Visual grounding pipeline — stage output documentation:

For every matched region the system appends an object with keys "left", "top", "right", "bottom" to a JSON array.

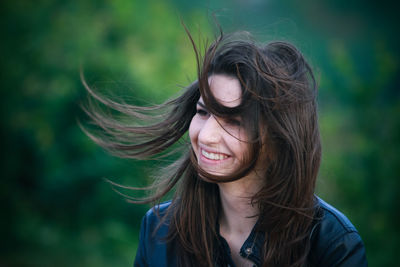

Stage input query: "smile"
[{"left": 201, "top": 149, "right": 228, "bottom": 160}]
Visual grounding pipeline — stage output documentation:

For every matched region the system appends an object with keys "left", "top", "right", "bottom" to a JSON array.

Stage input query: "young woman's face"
[{"left": 189, "top": 74, "right": 249, "bottom": 178}]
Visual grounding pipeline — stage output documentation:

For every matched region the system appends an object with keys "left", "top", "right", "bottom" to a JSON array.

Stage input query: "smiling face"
[{"left": 189, "top": 74, "right": 249, "bottom": 178}]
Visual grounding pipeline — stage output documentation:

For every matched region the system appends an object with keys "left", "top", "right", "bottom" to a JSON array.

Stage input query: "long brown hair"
[{"left": 82, "top": 29, "right": 321, "bottom": 266}]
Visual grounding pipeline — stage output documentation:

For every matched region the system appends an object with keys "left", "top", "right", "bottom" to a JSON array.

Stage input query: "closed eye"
[
  {"left": 225, "top": 118, "right": 242, "bottom": 127},
  {"left": 196, "top": 107, "right": 209, "bottom": 117}
]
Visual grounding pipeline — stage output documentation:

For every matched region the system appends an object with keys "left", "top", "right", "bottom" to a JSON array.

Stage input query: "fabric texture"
[{"left": 134, "top": 197, "right": 368, "bottom": 267}]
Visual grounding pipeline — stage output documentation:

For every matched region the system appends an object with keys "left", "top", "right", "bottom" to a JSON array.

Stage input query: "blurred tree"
[{"left": 0, "top": 0, "right": 209, "bottom": 266}]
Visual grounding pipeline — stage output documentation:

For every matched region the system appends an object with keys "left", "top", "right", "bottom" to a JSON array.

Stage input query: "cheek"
[
  {"left": 227, "top": 132, "right": 250, "bottom": 160},
  {"left": 188, "top": 117, "right": 199, "bottom": 150},
  {"left": 233, "top": 141, "right": 250, "bottom": 161}
]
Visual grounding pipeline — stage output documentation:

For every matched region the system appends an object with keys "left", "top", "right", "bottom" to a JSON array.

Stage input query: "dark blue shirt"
[{"left": 134, "top": 197, "right": 367, "bottom": 266}]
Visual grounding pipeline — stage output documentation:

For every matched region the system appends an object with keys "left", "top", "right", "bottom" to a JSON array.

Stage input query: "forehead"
[{"left": 205, "top": 74, "right": 242, "bottom": 108}]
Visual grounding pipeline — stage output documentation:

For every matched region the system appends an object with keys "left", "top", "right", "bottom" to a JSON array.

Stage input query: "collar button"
[{"left": 245, "top": 247, "right": 252, "bottom": 255}]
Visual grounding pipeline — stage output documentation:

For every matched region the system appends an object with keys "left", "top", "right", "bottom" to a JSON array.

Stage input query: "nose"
[{"left": 198, "top": 115, "right": 223, "bottom": 145}]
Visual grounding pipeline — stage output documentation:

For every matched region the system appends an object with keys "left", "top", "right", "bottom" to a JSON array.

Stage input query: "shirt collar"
[{"left": 217, "top": 220, "right": 265, "bottom": 266}]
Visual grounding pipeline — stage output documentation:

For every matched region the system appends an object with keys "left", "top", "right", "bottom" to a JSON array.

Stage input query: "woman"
[{"left": 83, "top": 31, "right": 367, "bottom": 266}]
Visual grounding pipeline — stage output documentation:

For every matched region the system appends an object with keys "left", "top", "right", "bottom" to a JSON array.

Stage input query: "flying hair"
[{"left": 82, "top": 25, "right": 321, "bottom": 266}]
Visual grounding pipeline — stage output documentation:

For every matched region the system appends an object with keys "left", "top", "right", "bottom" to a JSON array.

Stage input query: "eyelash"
[
  {"left": 196, "top": 108, "right": 242, "bottom": 126},
  {"left": 196, "top": 106, "right": 241, "bottom": 127},
  {"left": 196, "top": 108, "right": 208, "bottom": 116},
  {"left": 226, "top": 118, "right": 241, "bottom": 126}
]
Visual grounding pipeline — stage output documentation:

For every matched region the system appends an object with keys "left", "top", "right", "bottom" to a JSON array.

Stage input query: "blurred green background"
[{"left": 1, "top": 0, "right": 399, "bottom": 266}]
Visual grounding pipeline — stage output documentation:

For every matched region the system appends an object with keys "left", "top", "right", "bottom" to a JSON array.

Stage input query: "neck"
[{"left": 218, "top": 173, "right": 264, "bottom": 235}]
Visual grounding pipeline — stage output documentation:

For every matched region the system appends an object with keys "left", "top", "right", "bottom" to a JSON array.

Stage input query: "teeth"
[{"left": 201, "top": 150, "right": 228, "bottom": 160}]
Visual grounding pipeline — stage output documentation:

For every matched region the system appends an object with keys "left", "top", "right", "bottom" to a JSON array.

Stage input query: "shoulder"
[
  {"left": 315, "top": 197, "right": 358, "bottom": 235},
  {"left": 143, "top": 201, "right": 172, "bottom": 222},
  {"left": 134, "top": 201, "right": 175, "bottom": 267},
  {"left": 140, "top": 200, "right": 173, "bottom": 241},
  {"left": 308, "top": 196, "right": 367, "bottom": 266}
]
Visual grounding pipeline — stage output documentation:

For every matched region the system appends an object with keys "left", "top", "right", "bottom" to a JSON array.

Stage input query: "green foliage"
[
  {"left": 0, "top": 0, "right": 209, "bottom": 266},
  {"left": 1, "top": 0, "right": 398, "bottom": 266}
]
